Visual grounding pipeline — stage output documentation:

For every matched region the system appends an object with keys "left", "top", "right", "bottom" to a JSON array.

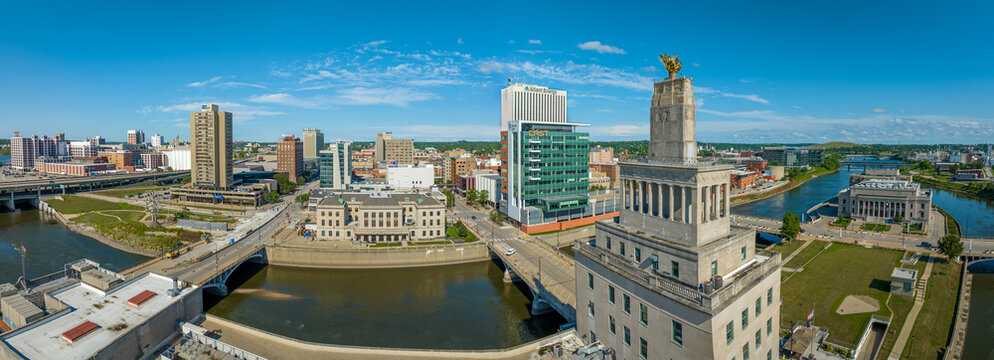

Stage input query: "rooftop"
[
  {"left": 317, "top": 192, "right": 442, "bottom": 207},
  {"left": 1, "top": 273, "right": 195, "bottom": 360},
  {"left": 852, "top": 179, "right": 919, "bottom": 190},
  {"left": 892, "top": 268, "right": 917, "bottom": 280}
]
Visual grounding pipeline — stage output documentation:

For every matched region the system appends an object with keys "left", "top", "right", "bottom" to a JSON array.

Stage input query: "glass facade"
[{"left": 319, "top": 142, "right": 351, "bottom": 189}]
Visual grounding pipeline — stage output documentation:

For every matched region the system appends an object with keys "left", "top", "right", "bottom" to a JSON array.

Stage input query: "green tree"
[
  {"left": 780, "top": 211, "right": 801, "bottom": 242},
  {"left": 441, "top": 189, "right": 454, "bottom": 208},
  {"left": 181, "top": 176, "right": 191, "bottom": 183},
  {"left": 893, "top": 212, "right": 903, "bottom": 224},
  {"left": 273, "top": 173, "right": 296, "bottom": 194},
  {"left": 297, "top": 175, "right": 306, "bottom": 184},
  {"left": 937, "top": 234, "right": 964, "bottom": 259},
  {"left": 295, "top": 193, "right": 311, "bottom": 204},
  {"left": 489, "top": 210, "right": 506, "bottom": 224},
  {"left": 478, "top": 190, "right": 489, "bottom": 206},
  {"left": 466, "top": 189, "right": 479, "bottom": 205}
]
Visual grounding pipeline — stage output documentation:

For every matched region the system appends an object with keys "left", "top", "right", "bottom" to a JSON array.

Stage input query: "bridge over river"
[{"left": 0, "top": 170, "right": 189, "bottom": 210}]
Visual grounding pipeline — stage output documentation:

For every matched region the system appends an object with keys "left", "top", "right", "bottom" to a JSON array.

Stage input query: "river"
[
  {"left": 732, "top": 169, "right": 994, "bottom": 238},
  {"left": 0, "top": 209, "right": 148, "bottom": 284},
  {"left": 205, "top": 262, "right": 565, "bottom": 350},
  {"left": 963, "top": 273, "right": 994, "bottom": 359}
]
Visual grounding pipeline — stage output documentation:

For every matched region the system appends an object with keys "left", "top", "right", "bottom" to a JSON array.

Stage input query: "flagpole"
[{"left": 20, "top": 243, "right": 26, "bottom": 284}]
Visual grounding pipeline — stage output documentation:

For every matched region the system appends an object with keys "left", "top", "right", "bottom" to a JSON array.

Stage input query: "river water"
[
  {"left": 732, "top": 169, "right": 994, "bottom": 238},
  {"left": 963, "top": 273, "right": 994, "bottom": 359},
  {"left": 205, "top": 262, "right": 565, "bottom": 350},
  {"left": 0, "top": 209, "right": 148, "bottom": 284}
]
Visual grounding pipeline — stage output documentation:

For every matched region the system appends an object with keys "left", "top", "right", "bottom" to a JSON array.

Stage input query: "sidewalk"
[{"left": 888, "top": 256, "right": 935, "bottom": 359}]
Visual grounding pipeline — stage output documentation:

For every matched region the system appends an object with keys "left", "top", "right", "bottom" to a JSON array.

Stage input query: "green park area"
[
  {"left": 768, "top": 239, "right": 806, "bottom": 260},
  {"left": 370, "top": 242, "right": 403, "bottom": 248},
  {"left": 780, "top": 242, "right": 959, "bottom": 360},
  {"left": 446, "top": 221, "right": 478, "bottom": 242},
  {"left": 860, "top": 223, "right": 891, "bottom": 232},
  {"left": 830, "top": 217, "right": 852, "bottom": 227},
  {"left": 45, "top": 195, "right": 205, "bottom": 253}
]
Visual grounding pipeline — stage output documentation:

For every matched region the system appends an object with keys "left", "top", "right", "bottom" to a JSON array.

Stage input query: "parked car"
[{"left": 920, "top": 241, "right": 933, "bottom": 248}]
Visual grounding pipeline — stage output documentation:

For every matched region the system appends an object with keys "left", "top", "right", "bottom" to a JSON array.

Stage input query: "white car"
[{"left": 505, "top": 248, "right": 516, "bottom": 256}]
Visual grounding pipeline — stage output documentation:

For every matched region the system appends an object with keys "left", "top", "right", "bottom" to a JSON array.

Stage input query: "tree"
[
  {"left": 297, "top": 175, "right": 306, "bottom": 184},
  {"left": 273, "top": 173, "right": 296, "bottom": 194},
  {"left": 893, "top": 212, "right": 903, "bottom": 224},
  {"left": 938, "top": 234, "right": 964, "bottom": 260},
  {"left": 489, "top": 210, "right": 506, "bottom": 224},
  {"left": 295, "top": 193, "right": 311, "bottom": 204},
  {"left": 478, "top": 190, "right": 489, "bottom": 206},
  {"left": 441, "top": 189, "right": 454, "bottom": 208},
  {"left": 780, "top": 211, "right": 801, "bottom": 242},
  {"left": 466, "top": 189, "right": 479, "bottom": 205}
]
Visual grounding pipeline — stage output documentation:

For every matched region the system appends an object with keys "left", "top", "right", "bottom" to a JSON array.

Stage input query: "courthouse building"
[
  {"left": 315, "top": 193, "right": 445, "bottom": 243},
  {"left": 838, "top": 179, "right": 932, "bottom": 228}
]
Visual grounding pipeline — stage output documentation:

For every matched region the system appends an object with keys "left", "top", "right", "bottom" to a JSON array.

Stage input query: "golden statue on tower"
[{"left": 659, "top": 54, "right": 682, "bottom": 77}]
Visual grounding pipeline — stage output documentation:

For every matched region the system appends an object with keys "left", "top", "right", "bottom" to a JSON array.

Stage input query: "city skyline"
[{"left": 1, "top": 1, "right": 992, "bottom": 144}]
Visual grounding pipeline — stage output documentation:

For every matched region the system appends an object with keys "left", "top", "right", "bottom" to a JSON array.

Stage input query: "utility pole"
[{"left": 142, "top": 189, "right": 162, "bottom": 225}]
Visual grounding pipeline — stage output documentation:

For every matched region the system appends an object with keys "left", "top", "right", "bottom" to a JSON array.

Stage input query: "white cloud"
[
  {"left": 219, "top": 81, "right": 267, "bottom": 89},
  {"left": 694, "top": 86, "right": 769, "bottom": 104},
  {"left": 394, "top": 124, "right": 494, "bottom": 140},
  {"left": 249, "top": 93, "right": 324, "bottom": 108},
  {"left": 457, "top": 38, "right": 464, "bottom": 44},
  {"left": 335, "top": 87, "right": 437, "bottom": 106},
  {"left": 477, "top": 61, "right": 505, "bottom": 74},
  {"left": 150, "top": 101, "right": 284, "bottom": 121},
  {"left": 508, "top": 40, "right": 515, "bottom": 44},
  {"left": 871, "top": 108, "right": 886, "bottom": 113},
  {"left": 186, "top": 76, "right": 223, "bottom": 87},
  {"left": 528, "top": 39, "right": 542, "bottom": 45},
  {"left": 477, "top": 60, "right": 650, "bottom": 90},
  {"left": 576, "top": 41, "right": 626, "bottom": 54}
]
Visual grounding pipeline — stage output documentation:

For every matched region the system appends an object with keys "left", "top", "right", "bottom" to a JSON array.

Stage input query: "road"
[{"left": 0, "top": 170, "right": 188, "bottom": 192}]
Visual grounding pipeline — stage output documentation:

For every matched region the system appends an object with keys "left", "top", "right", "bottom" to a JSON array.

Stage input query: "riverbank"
[
  {"left": 914, "top": 175, "right": 994, "bottom": 202},
  {"left": 199, "top": 314, "right": 578, "bottom": 360},
  {"left": 732, "top": 169, "right": 840, "bottom": 206},
  {"left": 40, "top": 201, "right": 160, "bottom": 257},
  {"left": 265, "top": 241, "right": 490, "bottom": 268}
]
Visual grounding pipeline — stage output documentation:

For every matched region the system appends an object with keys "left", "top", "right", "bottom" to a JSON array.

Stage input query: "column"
[
  {"left": 657, "top": 182, "right": 664, "bottom": 219},
  {"left": 680, "top": 186, "right": 687, "bottom": 223},
  {"left": 694, "top": 186, "right": 711, "bottom": 223},
  {"left": 627, "top": 180, "right": 634, "bottom": 211},
  {"left": 668, "top": 184, "right": 674, "bottom": 221},
  {"left": 690, "top": 186, "right": 698, "bottom": 224},
  {"left": 711, "top": 185, "right": 718, "bottom": 220},
  {"left": 724, "top": 183, "right": 730, "bottom": 218},
  {"left": 634, "top": 180, "right": 641, "bottom": 212},
  {"left": 647, "top": 182, "right": 655, "bottom": 216}
]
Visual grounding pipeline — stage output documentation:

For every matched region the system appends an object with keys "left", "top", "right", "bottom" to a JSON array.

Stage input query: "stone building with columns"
[
  {"left": 838, "top": 179, "right": 932, "bottom": 228},
  {"left": 574, "top": 57, "right": 782, "bottom": 360}
]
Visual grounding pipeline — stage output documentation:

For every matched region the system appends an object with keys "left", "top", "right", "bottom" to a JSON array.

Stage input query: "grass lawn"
[
  {"left": 370, "top": 242, "right": 403, "bottom": 247},
  {"left": 159, "top": 209, "right": 238, "bottom": 224},
  {"left": 901, "top": 259, "right": 962, "bottom": 359},
  {"left": 784, "top": 240, "right": 826, "bottom": 269},
  {"left": 782, "top": 244, "right": 908, "bottom": 344},
  {"left": 770, "top": 239, "right": 807, "bottom": 260},
  {"left": 875, "top": 295, "right": 915, "bottom": 360},
  {"left": 46, "top": 195, "right": 140, "bottom": 214},
  {"left": 934, "top": 206, "right": 960, "bottom": 237},
  {"left": 861, "top": 223, "right": 892, "bottom": 232},
  {"left": 830, "top": 217, "right": 852, "bottom": 227},
  {"left": 92, "top": 185, "right": 167, "bottom": 199},
  {"left": 74, "top": 210, "right": 146, "bottom": 226}
]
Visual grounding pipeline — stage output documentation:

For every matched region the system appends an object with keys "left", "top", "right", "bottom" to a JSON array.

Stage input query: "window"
[
  {"left": 756, "top": 329, "right": 762, "bottom": 348},
  {"left": 624, "top": 326, "right": 631, "bottom": 346},
  {"left": 635, "top": 247, "right": 641, "bottom": 262},
  {"left": 590, "top": 331, "right": 596, "bottom": 342},
  {"left": 651, "top": 256, "right": 658, "bottom": 271},
  {"left": 639, "top": 303, "right": 648, "bottom": 325},
  {"left": 766, "top": 318, "right": 772, "bottom": 336},
  {"left": 756, "top": 297, "right": 762, "bottom": 317},
  {"left": 711, "top": 260, "right": 718, "bottom": 277},
  {"left": 588, "top": 273, "right": 594, "bottom": 290},
  {"left": 742, "top": 308, "right": 749, "bottom": 330},
  {"left": 608, "top": 286, "right": 615, "bottom": 304},
  {"left": 620, "top": 242, "right": 626, "bottom": 256},
  {"left": 767, "top": 349, "right": 772, "bottom": 360},
  {"left": 623, "top": 294, "right": 631, "bottom": 314},
  {"left": 741, "top": 245, "right": 747, "bottom": 260},
  {"left": 672, "top": 320, "right": 683, "bottom": 346},
  {"left": 609, "top": 316, "right": 616, "bottom": 334},
  {"left": 767, "top": 288, "right": 773, "bottom": 306},
  {"left": 671, "top": 261, "right": 680, "bottom": 278},
  {"left": 607, "top": 237, "right": 612, "bottom": 250},
  {"left": 726, "top": 321, "right": 734, "bottom": 344},
  {"left": 588, "top": 301, "right": 595, "bottom": 317},
  {"left": 743, "top": 343, "right": 750, "bottom": 360},
  {"left": 639, "top": 337, "right": 648, "bottom": 358}
]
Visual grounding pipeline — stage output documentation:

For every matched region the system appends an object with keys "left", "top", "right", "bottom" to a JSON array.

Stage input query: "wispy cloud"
[
  {"left": 871, "top": 108, "right": 886, "bottom": 113},
  {"left": 576, "top": 41, "right": 626, "bottom": 54},
  {"left": 695, "top": 86, "right": 769, "bottom": 104},
  {"left": 335, "top": 87, "right": 437, "bottom": 106},
  {"left": 528, "top": 39, "right": 542, "bottom": 45},
  {"left": 219, "top": 81, "right": 267, "bottom": 89},
  {"left": 186, "top": 76, "right": 223, "bottom": 87},
  {"left": 249, "top": 93, "right": 324, "bottom": 108},
  {"left": 149, "top": 101, "right": 284, "bottom": 121}
]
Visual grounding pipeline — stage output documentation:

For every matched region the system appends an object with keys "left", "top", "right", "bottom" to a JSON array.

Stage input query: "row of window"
[{"left": 598, "top": 236, "right": 748, "bottom": 280}]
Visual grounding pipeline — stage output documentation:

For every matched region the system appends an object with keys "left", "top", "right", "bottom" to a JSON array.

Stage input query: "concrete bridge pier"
[
  {"left": 530, "top": 294, "right": 555, "bottom": 316},
  {"left": 2, "top": 195, "right": 13, "bottom": 211}
]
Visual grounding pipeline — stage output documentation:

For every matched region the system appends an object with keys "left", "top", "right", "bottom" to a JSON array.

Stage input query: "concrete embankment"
[
  {"left": 200, "top": 314, "right": 575, "bottom": 360},
  {"left": 39, "top": 200, "right": 159, "bottom": 257},
  {"left": 265, "top": 242, "right": 491, "bottom": 268}
]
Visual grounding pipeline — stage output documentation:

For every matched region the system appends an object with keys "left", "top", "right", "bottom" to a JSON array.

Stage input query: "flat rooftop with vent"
[{"left": 0, "top": 270, "right": 202, "bottom": 360}]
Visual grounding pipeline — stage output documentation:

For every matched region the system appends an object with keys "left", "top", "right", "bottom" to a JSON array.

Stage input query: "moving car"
[{"left": 505, "top": 248, "right": 516, "bottom": 256}]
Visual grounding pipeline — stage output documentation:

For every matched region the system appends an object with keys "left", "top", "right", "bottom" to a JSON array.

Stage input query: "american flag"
[{"left": 807, "top": 308, "right": 815, "bottom": 321}]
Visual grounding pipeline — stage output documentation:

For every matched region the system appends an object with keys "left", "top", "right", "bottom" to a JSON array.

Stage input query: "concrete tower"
[{"left": 649, "top": 74, "right": 696, "bottom": 163}]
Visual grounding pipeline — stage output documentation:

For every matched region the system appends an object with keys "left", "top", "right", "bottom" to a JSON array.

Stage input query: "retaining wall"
[{"left": 265, "top": 242, "right": 491, "bottom": 268}]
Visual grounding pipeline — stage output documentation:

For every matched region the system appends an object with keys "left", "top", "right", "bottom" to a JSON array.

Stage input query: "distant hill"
[{"left": 810, "top": 142, "right": 867, "bottom": 149}]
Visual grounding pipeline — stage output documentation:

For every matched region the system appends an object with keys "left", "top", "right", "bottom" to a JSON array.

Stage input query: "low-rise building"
[
  {"left": 169, "top": 184, "right": 264, "bottom": 208},
  {"left": 848, "top": 168, "right": 912, "bottom": 186},
  {"left": 838, "top": 179, "right": 932, "bottom": 227},
  {"left": 891, "top": 268, "right": 917, "bottom": 298},
  {"left": 475, "top": 173, "right": 502, "bottom": 206},
  {"left": 386, "top": 164, "right": 434, "bottom": 190},
  {"left": 760, "top": 146, "right": 824, "bottom": 168},
  {"left": 315, "top": 193, "right": 445, "bottom": 243},
  {"left": 730, "top": 169, "right": 758, "bottom": 189},
  {"left": 589, "top": 162, "right": 621, "bottom": 189}
]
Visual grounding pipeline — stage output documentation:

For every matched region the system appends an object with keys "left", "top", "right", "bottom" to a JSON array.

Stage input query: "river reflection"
[{"left": 205, "top": 261, "right": 565, "bottom": 350}]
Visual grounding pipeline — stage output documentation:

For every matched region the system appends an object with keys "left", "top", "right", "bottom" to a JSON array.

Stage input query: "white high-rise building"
[
  {"left": 161, "top": 148, "right": 191, "bottom": 171},
  {"left": 150, "top": 134, "right": 164, "bottom": 148},
  {"left": 499, "top": 83, "right": 567, "bottom": 131}
]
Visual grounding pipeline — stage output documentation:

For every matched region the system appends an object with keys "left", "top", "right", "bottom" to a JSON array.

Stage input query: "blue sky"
[{"left": 1, "top": 1, "right": 992, "bottom": 144}]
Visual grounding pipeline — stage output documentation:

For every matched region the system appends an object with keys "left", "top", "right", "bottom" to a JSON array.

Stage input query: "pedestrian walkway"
[
  {"left": 780, "top": 240, "right": 813, "bottom": 264},
  {"left": 888, "top": 256, "right": 935, "bottom": 359}
]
